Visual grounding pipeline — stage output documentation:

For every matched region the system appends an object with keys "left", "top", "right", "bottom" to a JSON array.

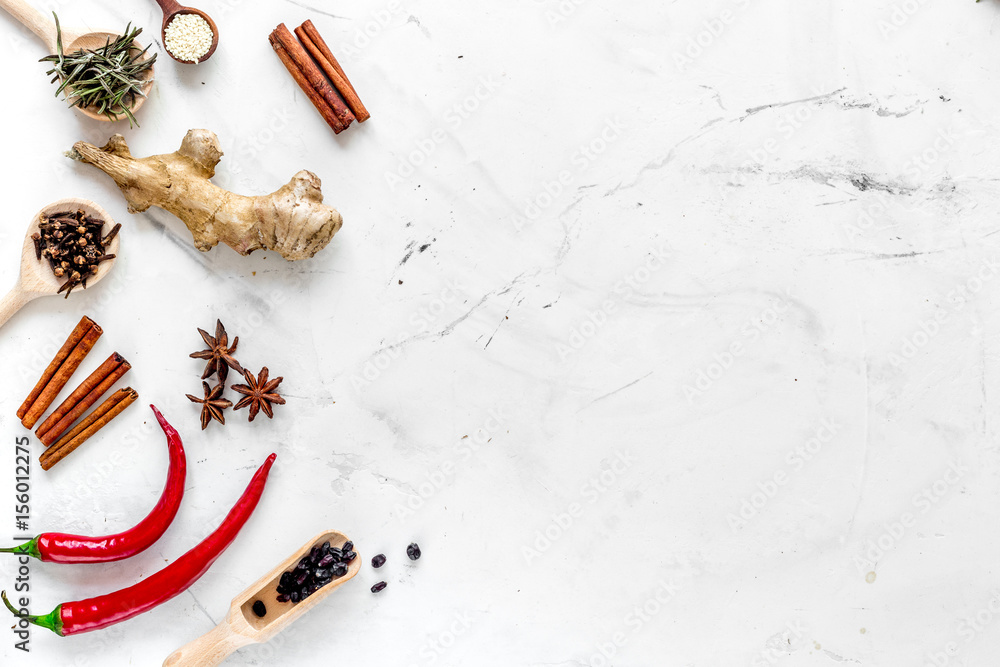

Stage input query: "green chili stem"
[
  {"left": 0, "top": 537, "right": 41, "bottom": 560},
  {"left": 0, "top": 591, "right": 63, "bottom": 636}
]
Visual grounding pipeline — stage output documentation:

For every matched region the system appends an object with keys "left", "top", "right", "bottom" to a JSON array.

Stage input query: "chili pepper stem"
[
  {"left": 0, "top": 537, "right": 41, "bottom": 560},
  {"left": 1, "top": 591, "right": 63, "bottom": 636}
]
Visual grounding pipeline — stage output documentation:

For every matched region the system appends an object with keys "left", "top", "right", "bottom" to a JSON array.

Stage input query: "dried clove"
[{"left": 36, "top": 212, "right": 118, "bottom": 298}]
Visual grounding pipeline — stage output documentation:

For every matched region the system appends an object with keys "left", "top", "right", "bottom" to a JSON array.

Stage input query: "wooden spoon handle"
[
  {"left": 162, "top": 621, "right": 255, "bottom": 667},
  {"left": 0, "top": 284, "right": 35, "bottom": 330},
  {"left": 153, "top": 0, "right": 185, "bottom": 17},
  {"left": 0, "top": 0, "right": 57, "bottom": 51}
]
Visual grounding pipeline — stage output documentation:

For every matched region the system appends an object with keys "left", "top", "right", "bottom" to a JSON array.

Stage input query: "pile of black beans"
[{"left": 277, "top": 540, "right": 356, "bottom": 604}]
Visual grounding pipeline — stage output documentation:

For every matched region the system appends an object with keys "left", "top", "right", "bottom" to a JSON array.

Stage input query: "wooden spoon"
[
  {"left": 0, "top": 198, "right": 120, "bottom": 330},
  {"left": 0, "top": 0, "right": 154, "bottom": 122},
  {"left": 153, "top": 0, "right": 219, "bottom": 64},
  {"left": 163, "top": 530, "right": 360, "bottom": 667}
]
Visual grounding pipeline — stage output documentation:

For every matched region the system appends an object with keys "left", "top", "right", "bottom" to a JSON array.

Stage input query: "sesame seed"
[{"left": 164, "top": 14, "right": 214, "bottom": 63}]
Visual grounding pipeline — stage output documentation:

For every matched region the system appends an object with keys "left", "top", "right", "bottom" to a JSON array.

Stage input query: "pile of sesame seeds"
[{"left": 164, "top": 14, "right": 214, "bottom": 63}]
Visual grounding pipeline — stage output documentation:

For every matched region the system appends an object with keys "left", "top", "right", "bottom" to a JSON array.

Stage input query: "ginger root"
[{"left": 69, "top": 129, "right": 343, "bottom": 261}]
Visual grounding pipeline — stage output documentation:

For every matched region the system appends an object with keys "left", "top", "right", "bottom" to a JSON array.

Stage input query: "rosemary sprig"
[{"left": 39, "top": 13, "right": 156, "bottom": 127}]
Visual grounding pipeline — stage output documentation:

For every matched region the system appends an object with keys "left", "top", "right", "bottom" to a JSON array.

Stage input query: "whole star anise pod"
[
  {"left": 232, "top": 367, "right": 285, "bottom": 422},
  {"left": 186, "top": 381, "right": 233, "bottom": 430},
  {"left": 190, "top": 320, "right": 243, "bottom": 382}
]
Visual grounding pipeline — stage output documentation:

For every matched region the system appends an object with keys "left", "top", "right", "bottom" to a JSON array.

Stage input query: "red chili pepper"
[
  {"left": 0, "top": 406, "right": 185, "bottom": 563},
  {"left": 2, "top": 452, "right": 276, "bottom": 636}
]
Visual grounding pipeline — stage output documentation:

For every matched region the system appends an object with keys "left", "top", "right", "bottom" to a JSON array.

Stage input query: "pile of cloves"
[{"left": 32, "top": 210, "right": 119, "bottom": 298}]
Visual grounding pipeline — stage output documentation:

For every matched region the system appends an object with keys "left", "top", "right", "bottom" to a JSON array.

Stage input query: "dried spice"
[
  {"left": 40, "top": 14, "right": 155, "bottom": 126},
  {"left": 33, "top": 210, "right": 118, "bottom": 298},
  {"left": 232, "top": 368, "right": 285, "bottom": 422},
  {"left": 185, "top": 381, "right": 232, "bottom": 430},
  {"left": 190, "top": 320, "right": 243, "bottom": 382}
]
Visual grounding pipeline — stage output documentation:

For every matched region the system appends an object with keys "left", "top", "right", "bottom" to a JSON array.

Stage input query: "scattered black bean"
[
  {"left": 372, "top": 554, "right": 386, "bottom": 568},
  {"left": 371, "top": 581, "right": 387, "bottom": 593},
  {"left": 252, "top": 600, "right": 267, "bottom": 618},
  {"left": 407, "top": 543, "right": 422, "bottom": 560},
  {"left": 277, "top": 540, "right": 356, "bottom": 605}
]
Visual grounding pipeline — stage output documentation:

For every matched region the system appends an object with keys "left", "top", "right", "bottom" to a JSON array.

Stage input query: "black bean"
[
  {"left": 280, "top": 572, "right": 294, "bottom": 586},
  {"left": 276, "top": 594, "right": 289, "bottom": 603},
  {"left": 295, "top": 572, "right": 308, "bottom": 586},
  {"left": 309, "top": 547, "right": 322, "bottom": 563},
  {"left": 343, "top": 551, "right": 357, "bottom": 562},
  {"left": 372, "top": 554, "right": 386, "bottom": 568},
  {"left": 330, "top": 547, "right": 343, "bottom": 558},
  {"left": 290, "top": 591, "right": 300, "bottom": 603},
  {"left": 318, "top": 554, "right": 335, "bottom": 568},
  {"left": 276, "top": 585, "right": 287, "bottom": 595},
  {"left": 333, "top": 564, "right": 348, "bottom": 577},
  {"left": 407, "top": 543, "right": 421, "bottom": 560},
  {"left": 295, "top": 560, "right": 308, "bottom": 572},
  {"left": 315, "top": 568, "right": 330, "bottom": 579},
  {"left": 343, "top": 541, "right": 354, "bottom": 552},
  {"left": 252, "top": 600, "right": 267, "bottom": 618},
  {"left": 321, "top": 541, "right": 331, "bottom": 553},
  {"left": 371, "top": 581, "right": 387, "bottom": 593}
]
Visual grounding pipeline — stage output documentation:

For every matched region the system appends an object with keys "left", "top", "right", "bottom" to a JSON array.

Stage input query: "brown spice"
[
  {"left": 232, "top": 367, "right": 285, "bottom": 422},
  {"left": 190, "top": 320, "right": 243, "bottom": 382},
  {"left": 41, "top": 388, "right": 138, "bottom": 470},
  {"left": 186, "top": 381, "right": 232, "bottom": 430},
  {"left": 18, "top": 316, "right": 101, "bottom": 426}
]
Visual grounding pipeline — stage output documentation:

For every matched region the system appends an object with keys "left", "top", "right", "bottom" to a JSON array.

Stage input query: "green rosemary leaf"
[{"left": 43, "top": 12, "right": 154, "bottom": 126}]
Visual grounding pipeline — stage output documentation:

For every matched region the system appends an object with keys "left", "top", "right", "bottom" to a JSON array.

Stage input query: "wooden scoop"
[
  {"left": 153, "top": 0, "right": 219, "bottom": 64},
  {"left": 0, "top": 198, "right": 120, "bottom": 330},
  {"left": 163, "top": 530, "right": 360, "bottom": 667},
  {"left": 0, "top": 0, "right": 154, "bottom": 121}
]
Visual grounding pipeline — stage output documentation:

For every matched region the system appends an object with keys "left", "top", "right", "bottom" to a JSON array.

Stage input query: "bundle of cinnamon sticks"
[
  {"left": 269, "top": 21, "right": 369, "bottom": 134},
  {"left": 17, "top": 317, "right": 137, "bottom": 470}
]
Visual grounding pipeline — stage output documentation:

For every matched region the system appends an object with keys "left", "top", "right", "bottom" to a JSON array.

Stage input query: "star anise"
[
  {"left": 232, "top": 367, "right": 285, "bottom": 422},
  {"left": 186, "top": 381, "right": 233, "bottom": 430},
  {"left": 190, "top": 320, "right": 243, "bottom": 382}
]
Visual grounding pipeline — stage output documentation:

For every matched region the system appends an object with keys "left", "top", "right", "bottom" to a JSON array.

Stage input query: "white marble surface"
[{"left": 2, "top": 0, "right": 1000, "bottom": 665}]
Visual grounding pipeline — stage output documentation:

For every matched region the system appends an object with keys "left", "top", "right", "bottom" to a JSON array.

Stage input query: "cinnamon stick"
[
  {"left": 296, "top": 21, "right": 370, "bottom": 122},
  {"left": 269, "top": 23, "right": 354, "bottom": 133},
  {"left": 20, "top": 318, "right": 102, "bottom": 429},
  {"left": 40, "top": 388, "right": 137, "bottom": 471},
  {"left": 35, "top": 352, "right": 129, "bottom": 444}
]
